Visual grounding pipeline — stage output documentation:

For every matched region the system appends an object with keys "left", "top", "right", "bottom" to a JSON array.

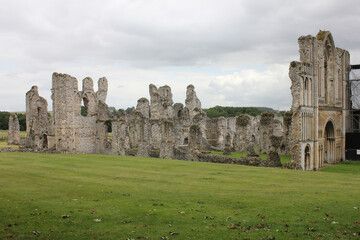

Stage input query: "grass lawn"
[
  {"left": 0, "top": 130, "right": 27, "bottom": 142},
  {"left": 0, "top": 153, "right": 359, "bottom": 239}
]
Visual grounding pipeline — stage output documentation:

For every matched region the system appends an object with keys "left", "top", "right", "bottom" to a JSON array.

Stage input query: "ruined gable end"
[{"left": 289, "top": 31, "right": 350, "bottom": 170}]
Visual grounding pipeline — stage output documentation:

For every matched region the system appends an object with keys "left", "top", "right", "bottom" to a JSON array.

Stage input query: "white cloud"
[{"left": 206, "top": 64, "right": 291, "bottom": 110}]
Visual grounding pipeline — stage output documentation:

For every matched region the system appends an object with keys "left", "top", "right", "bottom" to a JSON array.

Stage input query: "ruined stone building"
[
  {"left": 24, "top": 71, "right": 290, "bottom": 160},
  {"left": 20, "top": 30, "right": 353, "bottom": 170},
  {"left": 289, "top": 31, "right": 350, "bottom": 170},
  {"left": 205, "top": 112, "right": 291, "bottom": 156},
  {"left": 25, "top": 73, "right": 207, "bottom": 160}
]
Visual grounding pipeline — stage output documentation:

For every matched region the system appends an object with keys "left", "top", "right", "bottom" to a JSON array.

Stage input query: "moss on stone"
[
  {"left": 284, "top": 111, "right": 293, "bottom": 127},
  {"left": 193, "top": 112, "right": 205, "bottom": 123},
  {"left": 290, "top": 61, "right": 297, "bottom": 68},
  {"left": 270, "top": 135, "right": 283, "bottom": 149},
  {"left": 260, "top": 112, "right": 274, "bottom": 126},
  {"left": 190, "top": 125, "right": 201, "bottom": 134},
  {"left": 316, "top": 31, "right": 327, "bottom": 41},
  {"left": 236, "top": 115, "right": 250, "bottom": 127}
]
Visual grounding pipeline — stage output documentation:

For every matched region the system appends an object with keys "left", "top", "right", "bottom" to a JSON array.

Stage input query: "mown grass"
[
  {"left": 0, "top": 131, "right": 26, "bottom": 150},
  {"left": 321, "top": 160, "right": 360, "bottom": 174},
  {"left": 0, "top": 130, "right": 27, "bottom": 141},
  {"left": 0, "top": 152, "right": 359, "bottom": 239}
]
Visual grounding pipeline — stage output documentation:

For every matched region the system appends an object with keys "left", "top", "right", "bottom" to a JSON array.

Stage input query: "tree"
[
  {"left": 203, "top": 106, "right": 267, "bottom": 118},
  {"left": 0, "top": 112, "right": 10, "bottom": 130},
  {"left": 81, "top": 106, "right": 87, "bottom": 116},
  {"left": 125, "top": 107, "right": 135, "bottom": 114},
  {"left": 0, "top": 112, "right": 26, "bottom": 131}
]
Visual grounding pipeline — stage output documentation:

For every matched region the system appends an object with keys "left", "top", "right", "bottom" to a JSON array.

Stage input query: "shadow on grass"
[
  {"left": 208, "top": 150, "right": 291, "bottom": 164},
  {"left": 321, "top": 161, "right": 360, "bottom": 174}
]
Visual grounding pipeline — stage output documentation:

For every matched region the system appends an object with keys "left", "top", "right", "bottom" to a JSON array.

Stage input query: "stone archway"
[
  {"left": 324, "top": 121, "right": 335, "bottom": 163},
  {"left": 42, "top": 134, "right": 48, "bottom": 149}
]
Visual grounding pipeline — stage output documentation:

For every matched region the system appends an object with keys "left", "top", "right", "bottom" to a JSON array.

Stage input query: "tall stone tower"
[{"left": 51, "top": 73, "right": 79, "bottom": 152}]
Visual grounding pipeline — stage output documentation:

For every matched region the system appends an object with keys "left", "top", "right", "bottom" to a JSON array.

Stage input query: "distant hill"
[{"left": 203, "top": 106, "right": 278, "bottom": 118}]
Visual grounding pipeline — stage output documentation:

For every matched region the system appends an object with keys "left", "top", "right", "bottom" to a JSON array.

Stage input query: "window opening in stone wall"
[
  {"left": 304, "top": 145, "right": 310, "bottom": 170},
  {"left": 324, "top": 121, "right": 335, "bottom": 163},
  {"left": 324, "top": 52, "right": 329, "bottom": 104},
  {"left": 308, "top": 78, "right": 312, "bottom": 105},
  {"left": 105, "top": 121, "right": 112, "bottom": 141},
  {"left": 184, "top": 137, "right": 188, "bottom": 145},
  {"left": 304, "top": 77, "right": 308, "bottom": 105},
  {"left": 81, "top": 98, "right": 88, "bottom": 116},
  {"left": 42, "top": 134, "right": 48, "bottom": 149}
]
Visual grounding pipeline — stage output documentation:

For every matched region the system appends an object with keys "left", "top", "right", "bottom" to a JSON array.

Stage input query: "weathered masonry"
[
  {"left": 289, "top": 31, "right": 350, "bottom": 170},
  {"left": 24, "top": 73, "right": 290, "bottom": 161},
  {"left": 8, "top": 114, "right": 20, "bottom": 145},
  {"left": 25, "top": 73, "right": 208, "bottom": 160},
  {"left": 19, "top": 30, "right": 353, "bottom": 170}
]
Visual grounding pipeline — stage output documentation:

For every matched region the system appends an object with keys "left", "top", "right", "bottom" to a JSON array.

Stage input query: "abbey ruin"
[
  {"left": 289, "top": 31, "right": 351, "bottom": 170},
  {"left": 14, "top": 31, "right": 355, "bottom": 170}
]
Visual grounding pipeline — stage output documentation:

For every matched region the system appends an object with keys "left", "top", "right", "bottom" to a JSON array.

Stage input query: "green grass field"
[
  {"left": 0, "top": 152, "right": 359, "bottom": 239},
  {"left": 0, "top": 130, "right": 27, "bottom": 142}
]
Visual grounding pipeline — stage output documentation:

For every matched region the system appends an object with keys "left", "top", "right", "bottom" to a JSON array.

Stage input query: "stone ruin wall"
[
  {"left": 22, "top": 72, "right": 292, "bottom": 160},
  {"left": 50, "top": 73, "right": 110, "bottom": 154},
  {"left": 25, "top": 86, "right": 54, "bottom": 149},
  {"left": 205, "top": 112, "right": 291, "bottom": 156},
  {"left": 24, "top": 73, "right": 210, "bottom": 161}
]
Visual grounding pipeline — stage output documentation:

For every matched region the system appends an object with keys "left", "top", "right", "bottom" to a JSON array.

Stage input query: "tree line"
[
  {"left": 203, "top": 106, "right": 281, "bottom": 118},
  {"left": 0, "top": 112, "right": 26, "bottom": 131}
]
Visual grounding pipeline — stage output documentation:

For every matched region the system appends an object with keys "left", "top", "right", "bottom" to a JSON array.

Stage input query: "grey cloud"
[{"left": 1, "top": 0, "right": 360, "bottom": 110}]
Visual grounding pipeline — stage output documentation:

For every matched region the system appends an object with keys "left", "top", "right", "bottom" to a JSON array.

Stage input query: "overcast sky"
[{"left": 1, "top": 0, "right": 360, "bottom": 111}]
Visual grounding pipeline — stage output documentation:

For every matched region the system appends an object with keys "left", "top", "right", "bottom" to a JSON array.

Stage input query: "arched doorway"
[
  {"left": 304, "top": 146, "right": 310, "bottom": 170},
  {"left": 324, "top": 121, "right": 335, "bottom": 163},
  {"left": 41, "top": 134, "right": 48, "bottom": 149}
]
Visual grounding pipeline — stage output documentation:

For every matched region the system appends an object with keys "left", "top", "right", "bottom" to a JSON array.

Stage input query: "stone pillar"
[
  {"left": 25, "top": 85, "right": 49, "bottom": 148},
  {"left": 189, "top": 124, "right": 202, "bottom": 150},
  {"left": 8, "top": 114, "right": 20, "bottom": 145},
  {"left": 136, "top": 98, "right": 150, "bottom": 119},
  {"left": 52, "top": 72, "right": 78, "bottom": 153},
  {"left": 149, "top": 84, "right": 174, "bottom": 120},
  {"left": 160, "top": 120, "right": 174, "bottom": 159},
  {"left": 96, "top": 77, "right": 108, "bottom": 103},
  {"left": 185, "top": 84, "right": 202, "bottom": 118}
]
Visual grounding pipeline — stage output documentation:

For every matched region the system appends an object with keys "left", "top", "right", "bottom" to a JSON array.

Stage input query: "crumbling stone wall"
[
  {"left": 51, "top": 73, "right": 109, "bottom": 153},
  {"left": 120, "top": 83, "right": 205, "bottom": 159},
  {"left": 111, "top": 110, "right": 130, "bottom": 155},
  {"left": 233, "top": 115, "right": 257, "bottom": 153},
  {"left": 258, "top": 112, "right": 275, "bottom": 154},
  {"left": 24, "top": 71, "right": 292, "bottom": 165},
  {"left": 205, "top": 113, "right": 290, "bottom": 156},
  {"left": 8, "top": 114, "right": 20, "bottom": 145},
  {"left": 26, "top": 85, "right": 53, "bottom": 149}
]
